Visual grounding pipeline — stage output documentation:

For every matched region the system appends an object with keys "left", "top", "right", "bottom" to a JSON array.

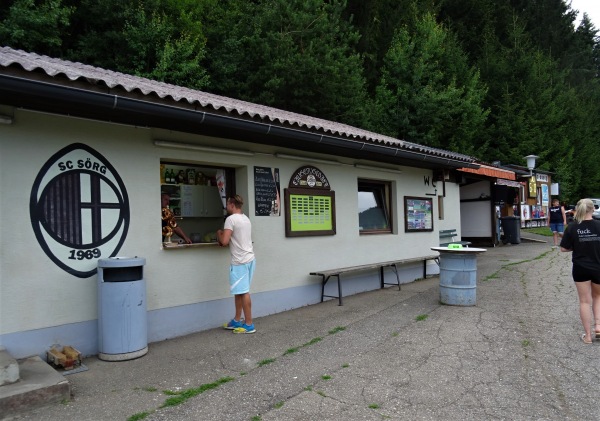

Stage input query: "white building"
[{"left": 0, "top": 47, "right": 478, "bottom": 359}]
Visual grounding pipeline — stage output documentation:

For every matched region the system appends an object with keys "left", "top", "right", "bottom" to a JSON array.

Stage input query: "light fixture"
[
  {"left": 524, "top": 155, "right": 538, "bottom": 176},
  {"left": 154, "top": 140, "right": 254, "bottom": 156},
  {"left": 275, "top": 153, "right": 341, "bottom": 166},
  {"left": 0, "top": 115, "right": 13, "bottom": 125},
  {"left": 354, "top": 164, "right": 403, "bottom": 174}
]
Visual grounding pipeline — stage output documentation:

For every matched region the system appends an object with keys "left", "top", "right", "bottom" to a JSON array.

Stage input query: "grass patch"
[
  {"left": 160, "top": 377, "right": 234, "bottom": 408},
  {"left": 273, "top": 401, "right": 284, "bottom": 409},
  {"left": 142, "top": 387, "right": 157, "bottom": 392},
  {"left": 303, "top": 337, "right": 322, "bottom": 346},
  {"left": 342, "top": 363, "right": 349, "bottom": 368},
  {"left": 328, "top": 326, "right": 346, "bottom": 334},
  {"left": 415, "top": 314, "right": 429, "bottom": 321},
  {"left": 368, "top": 403, "right": 380, "bottom": 409},
  {"left": 258, "top": 358, "right": 276, "bottom": 367},
  {"left": 127, "top": 412, "right": 151, "bottom": 421},
  {"left": 304, "top": 385, "right": 313, "bottom": 391},
  {"left": 321, "top": 374, "right": 331, "bottom": 380},
  {"left": 483, "top": 251, "right": 551, "bottom": 283},
  {"left": 522, "top": 227, "right": 553, "bottom": 236},
  {"left": 317, "top": 390, "right": 326, "bottom": 397},
  {"left": 522, "top": 339, "right": 530, "bottom": 347},
  {"left": 482, "top": 272, "right": 500, "bottom": 282},
  {"left": 284, "top": 347, "right": 299, "bottom": 355},
  {"left": 251, "top": 416, "right": 261, "bottom": 421}
]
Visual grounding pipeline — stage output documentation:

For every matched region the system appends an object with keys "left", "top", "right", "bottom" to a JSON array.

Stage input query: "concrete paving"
[{"left": 5, "top": 234, "right": 600, "bottom": 421}]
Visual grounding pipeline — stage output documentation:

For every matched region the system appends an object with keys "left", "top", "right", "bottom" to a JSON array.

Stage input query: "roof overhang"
[
  {"left": 458, "top": 164, "right": 516, "bottom": 180},
  {"left": 0, "top": 47, "right": 479, "bottom": 171}
]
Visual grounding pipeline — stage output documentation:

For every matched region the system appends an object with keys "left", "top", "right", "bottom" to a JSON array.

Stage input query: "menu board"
[
  {"left": 404, "top": 196, "right": 433, "bottom": 232},
  {"left": 254, "top": 166, "right": 281, "bottom": 216},
  {"left": 289, "top": 194, "right": 333, "bottom": 231}
]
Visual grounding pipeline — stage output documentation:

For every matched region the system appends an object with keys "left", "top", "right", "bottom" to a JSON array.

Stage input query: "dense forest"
[{"left": 1, "top": 0, "right": 599, "bottom": 202}]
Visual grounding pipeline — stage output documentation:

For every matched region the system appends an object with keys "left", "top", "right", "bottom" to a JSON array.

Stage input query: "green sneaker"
[{"left": 232, "top": 323, "right": 256, "bottom": 334}]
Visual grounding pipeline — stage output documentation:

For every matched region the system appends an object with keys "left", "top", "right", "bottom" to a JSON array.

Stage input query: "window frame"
[{"left": 358, "top": 179, "right": 393, "bottom": 235}]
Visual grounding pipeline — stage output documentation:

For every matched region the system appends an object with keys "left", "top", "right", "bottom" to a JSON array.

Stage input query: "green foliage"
[
  {"left": 0, "top": 0, "right": 73, "bottom": 55},
  {"left": 371, "top": 13, "right": 488, "bottom": 154},
  {"left": 2, "top": 0, "right": 600, "bottom": 200},
  {"left": 208, "top": 0, "right": 368, "bottom": 126}
]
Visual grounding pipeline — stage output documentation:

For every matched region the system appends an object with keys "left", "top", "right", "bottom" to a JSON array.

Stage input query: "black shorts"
[{"left": 573, "top": 265, "right": 600, "bottom": 284}]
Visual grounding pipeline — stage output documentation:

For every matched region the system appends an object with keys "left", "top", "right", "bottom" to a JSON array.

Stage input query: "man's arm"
[
  {"left": 173, "top": 226, "right": 191, "bottom": 244},
  {"left": 217, "top": 228, "right": 232, "bottom": 246}
]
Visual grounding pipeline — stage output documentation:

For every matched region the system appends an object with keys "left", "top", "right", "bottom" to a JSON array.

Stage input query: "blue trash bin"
[
  {"left": 439, "top": 253, "right": 477, "bottom": 306},
  {"left": 97, "top": 257, "right": 147, "bottom": 361}
]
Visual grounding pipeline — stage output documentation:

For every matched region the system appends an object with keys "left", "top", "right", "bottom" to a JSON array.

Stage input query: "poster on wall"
[
  {"left": 254, "top": 166, "right": 281, "bottom": 216},
  {"left": 284, "top": 165, "right": 336, "bottom": 237},
  {"left": 541, "top": 184, "right": 549, "bottom": 206},
  {"left": 404, "top": 196, "right": 433, "bottom": 232},
  {"left": 521, "top": 204, "right": 531, "bottom": 220}
]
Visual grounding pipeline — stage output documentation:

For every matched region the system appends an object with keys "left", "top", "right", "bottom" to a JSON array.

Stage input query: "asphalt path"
[{"left": 11, "top": 234, "right": 600, "bottom": 421}]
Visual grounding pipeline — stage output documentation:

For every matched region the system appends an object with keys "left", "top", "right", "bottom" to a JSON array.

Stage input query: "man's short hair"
[{"left": 228, "top": 195, "right": 244, "bottom": 208}]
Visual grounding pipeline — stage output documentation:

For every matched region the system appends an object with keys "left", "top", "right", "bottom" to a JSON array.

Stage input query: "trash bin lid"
[{"left": 98, "top": 256, "right": 146, "bottom": 268}]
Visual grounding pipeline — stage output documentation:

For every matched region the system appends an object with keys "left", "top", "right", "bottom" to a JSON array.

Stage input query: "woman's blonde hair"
[{"left": 574, "top": 198, "right": 594, "bottom": 223}]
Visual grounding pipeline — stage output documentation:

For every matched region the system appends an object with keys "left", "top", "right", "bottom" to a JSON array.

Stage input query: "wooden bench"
[
  {"left": 310, "top": 255, "right": 439, "bottom": 306},
  {"left": 439, "top": 229, "right": 472, "bottom": 247}
]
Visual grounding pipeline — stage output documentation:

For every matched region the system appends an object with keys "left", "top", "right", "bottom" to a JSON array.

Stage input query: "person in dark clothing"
[
  {"left": 548, "top": 198, "right": 566, "bottom": 248},
  {"left": 560, "top": 198, "right": 600, "bottom": 344}
]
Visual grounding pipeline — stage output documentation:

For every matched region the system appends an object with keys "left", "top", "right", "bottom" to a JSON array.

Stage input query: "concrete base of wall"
[{"left": 1, "top": 261, "right": 439, "bottom": 360}]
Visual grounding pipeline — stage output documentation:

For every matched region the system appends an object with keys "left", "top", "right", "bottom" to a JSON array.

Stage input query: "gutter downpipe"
[{"left": 0, "top": 74, "right": 479, "bottom": 169}]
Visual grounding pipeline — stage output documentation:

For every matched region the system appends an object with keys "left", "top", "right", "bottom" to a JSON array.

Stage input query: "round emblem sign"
[{"left": 30, "top": 143, "right": 130, "bottom": 278}]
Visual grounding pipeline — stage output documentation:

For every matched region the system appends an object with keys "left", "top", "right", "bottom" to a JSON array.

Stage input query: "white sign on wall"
[{"left": 30, "top": 143, "right": 130, "bottom": 278}]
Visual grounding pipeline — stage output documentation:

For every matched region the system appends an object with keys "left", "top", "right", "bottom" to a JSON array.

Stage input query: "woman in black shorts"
[{"left": 560, "top": 198, "right": 600, "bottom": 344}]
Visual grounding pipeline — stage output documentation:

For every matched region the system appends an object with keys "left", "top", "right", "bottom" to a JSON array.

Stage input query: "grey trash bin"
[
  {"left": 500, "top": 216, "right": 521, "bottom": 244},
  {"left": 98, "top": 257, "right": 147, "bottom": 361}
]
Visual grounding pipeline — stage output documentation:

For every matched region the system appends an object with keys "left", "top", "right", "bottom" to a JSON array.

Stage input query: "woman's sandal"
[
  {"left": 581, "top": 333, "right": 593, "bottom": 344},
  {"left": 596, "top": 331, "right": 600, "bottom": 339}
]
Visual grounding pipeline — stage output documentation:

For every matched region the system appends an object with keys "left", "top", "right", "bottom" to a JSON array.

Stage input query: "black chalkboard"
[{"left": 254, "top": 166, "right": 281, "bottom": 216}]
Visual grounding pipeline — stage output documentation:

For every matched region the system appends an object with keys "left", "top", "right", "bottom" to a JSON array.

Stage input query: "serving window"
[{"left": 160, "top": 161, "right": 234, "bottom": 245}]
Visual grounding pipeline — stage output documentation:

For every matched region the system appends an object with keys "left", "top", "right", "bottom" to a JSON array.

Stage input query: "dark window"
[{"left": 358, "top": 180, "right": 392, "bottom": 234}]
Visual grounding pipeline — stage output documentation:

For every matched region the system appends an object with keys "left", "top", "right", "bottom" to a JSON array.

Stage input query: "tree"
[
  {"left": 371, "top": 13, "right": 488, "bottom": 154},
  {"left": 0, "top": 0, "right": 73, "bottom": 56},
  {"left": 64, "top": 0, "right": 210, "bottom": 89},
  {"left": 207, "top": 0, "right": 369, "bottom": 127}
]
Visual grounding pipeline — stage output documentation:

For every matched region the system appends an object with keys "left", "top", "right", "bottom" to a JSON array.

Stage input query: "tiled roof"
[{"left": 0, "top": 46, "right": 475, "bottom": 164}]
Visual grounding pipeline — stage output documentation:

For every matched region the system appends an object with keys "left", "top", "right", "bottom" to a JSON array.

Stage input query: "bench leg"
[
  {"left": 321, "top": 274, "right": 343, "bottom": 306},
  {"left": 380, "top": 265, "right": 401, "bottom": 290},
  {"left": 423, "top": 259, "right": 427, "bottom": 278}
]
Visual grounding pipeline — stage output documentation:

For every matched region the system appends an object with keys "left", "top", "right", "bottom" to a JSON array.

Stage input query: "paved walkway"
[{"left": 10, "top": 235, "right": 600, "bottom": 421}]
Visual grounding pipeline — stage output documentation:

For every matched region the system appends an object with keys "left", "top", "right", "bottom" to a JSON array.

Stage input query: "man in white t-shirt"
[{"left": 217, "top": 195, "right": 256, "bottom": 334}]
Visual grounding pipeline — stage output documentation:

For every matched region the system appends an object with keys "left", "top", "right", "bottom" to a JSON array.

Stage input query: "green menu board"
[{"left": 290, "top": 194, "right": 333, "bottom": 231}]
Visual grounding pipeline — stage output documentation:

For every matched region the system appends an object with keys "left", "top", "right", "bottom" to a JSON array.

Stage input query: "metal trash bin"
[
  {"left": 97, "top": 257, "right": 147, "bottom": 361},
  {"left": 500, "top": 216, "right": 521, "bottom": 244},
  {"left": 433, "top": 247, "right": 487, "bottom": 306}
]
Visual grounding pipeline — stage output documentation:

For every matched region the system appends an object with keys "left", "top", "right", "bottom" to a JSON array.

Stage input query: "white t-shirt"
[{"left": 224, "top": 213, "right": 255, "bottom": 265}]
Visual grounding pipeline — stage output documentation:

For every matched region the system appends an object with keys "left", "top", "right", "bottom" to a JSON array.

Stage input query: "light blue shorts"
[
  {"left": 549, "top": 222, "right": 564, "bottom": 233},
  {"left": 229, "top": 259, "right": 255, "bottom": 295}
]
